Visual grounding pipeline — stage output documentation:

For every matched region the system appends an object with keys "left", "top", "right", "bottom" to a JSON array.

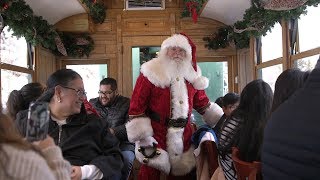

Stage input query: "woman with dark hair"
[
  {"left": 7, "top": 82, "right": 45, "bottom": 120},
  {"left": 217, "top": 79, "right": 273, "bottom": 180},
  {"left": 262, "top": 55, "right": 320, "bottom": 179},
  {"left": 0, "top": 105, "right": 71, "bottom": 180},
  {"left": 271, "top": 68, "right": 309, "bottom": 112},
  {"left": 16, "top": 69, "right": 123, "bottom": 180}
]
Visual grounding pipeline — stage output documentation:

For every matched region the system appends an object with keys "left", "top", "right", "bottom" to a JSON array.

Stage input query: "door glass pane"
[
  {"left": 192, "top": 61, "right": 228, "bottom": 127},
  {"left": 258, "top": 64, "right": 283, "bottom": 91},
  {"left": 0, "top": 26, "right": 28, "bottom": 68},
  {"left": 261, "top": 23, "right": 283, "bottom": 62},
  {"left": 67, "top": 64, "right": 108, "bottom": 100},
  {"left": 132, "top": 47, "right": 160, "bottom": 88},
  {"left": 1, "top": 70, "right": 32, "bottom": 109},
  {"left": 294, "top": 54, "right": 319, "bottom": 71},
  {"left": 298, "top": 5, "right": 320, "bottom": 52}
]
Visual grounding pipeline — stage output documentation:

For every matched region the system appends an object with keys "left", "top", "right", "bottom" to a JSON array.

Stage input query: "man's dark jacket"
[
  {"left": 16, "top": 110, "right": 123, "bottom": 180},
  {"left": 90, "top": 95, "right": 134, "bottom": 152},
  {"left": 262, "top": 58, "right": 320, "bottom": 179}
]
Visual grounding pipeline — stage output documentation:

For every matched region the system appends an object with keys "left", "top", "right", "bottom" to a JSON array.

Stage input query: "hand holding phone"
[{"left": 26, "top": 102, "right": 50, "bottom": 142}]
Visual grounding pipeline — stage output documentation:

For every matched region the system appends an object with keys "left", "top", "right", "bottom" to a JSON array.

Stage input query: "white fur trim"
[
  {"left": 135, "top": 145, "right": 171, "bottom": 174},
  {"left": 166, "top": 127, "right": 196, "bottom": 176},
  {"left": 170, "top": 77, "right": 189, "bottom": 119},
  {"left": 202, "top": 103, "right": 224, "bottom": 127},
  {"left": 166, "top": 128, "right": 184, "bottom": 157},
  {"left": 170, "top": 145, "right": 196, "bottom": 176},
  {"left": 193, "top": 76, "right": 209, "bottom": 90},
  {"left": 141, "top": 58, "right": 171, "bottom": 88},
  {"left": 161, "top": 34, "right": 192, "bottom": 56},
  {"left": 126, "top": 117, "right": 153, "bottom": 143}
]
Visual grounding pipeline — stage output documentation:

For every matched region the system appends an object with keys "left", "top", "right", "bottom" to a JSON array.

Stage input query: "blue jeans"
[{"left": 121, "top": 150, "right": 135, "bottom": 180}]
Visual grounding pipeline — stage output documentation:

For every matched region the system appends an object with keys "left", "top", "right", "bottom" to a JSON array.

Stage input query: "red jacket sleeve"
[
  {"left": 193, "top": 89, "right": 210, "bottom": 115},
  {"left": 129, "top": 74, "right": 154, "bottom": 116}
]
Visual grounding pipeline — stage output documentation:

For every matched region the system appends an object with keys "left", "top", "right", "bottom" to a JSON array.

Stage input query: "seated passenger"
[
  {"left": 213, "top": 93, "right": 240, "bottom": 137},
  {"left": 217, "top": 79, "right": 273, "bottom": 180},
  {"left": 15, "top": 69, "right": 123, "bottom": 180},
  {"left": 215, "top": 96, "right": 224, "bottom": 108},
  {"left": 0, "top": 105, "right": 71, "bottom": 180},
  {"left": 6, "top": 82, "right": 45, "bottom": 120},
  {"left": 271, "top": 68, "right": 309, "bottom": 112},
  {"left": 262, "top": 58, "right": 320, "bottom": 179},
  {"left": 90, "top": 77, "right": 134, "bottom": 180}
]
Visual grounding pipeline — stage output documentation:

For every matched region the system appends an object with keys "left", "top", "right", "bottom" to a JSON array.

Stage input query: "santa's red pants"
[{"left": 138, "top": 164, "right": 195, "bottom": 180}]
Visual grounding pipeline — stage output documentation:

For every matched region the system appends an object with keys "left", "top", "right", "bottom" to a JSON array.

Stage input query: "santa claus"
[{"left": 126, "top": 33, "right": 223, "bottom": 180}]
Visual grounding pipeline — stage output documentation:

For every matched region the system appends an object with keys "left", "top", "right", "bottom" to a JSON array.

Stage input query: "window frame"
[{"left": 0, "top": 27, "right": 35, "bottom": 106}]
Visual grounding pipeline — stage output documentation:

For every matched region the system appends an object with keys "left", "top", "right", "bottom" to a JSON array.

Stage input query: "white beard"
[
  {"left": 140, "top": 49, "right": 208, "bottom": 90},
  {"left": 158, "top": 51, "right": 194, "bottom": 80}
]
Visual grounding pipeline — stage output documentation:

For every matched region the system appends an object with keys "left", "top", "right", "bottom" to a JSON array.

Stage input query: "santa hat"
[{"left": 161, "top": 33, "right": 198, "bottom": 71}]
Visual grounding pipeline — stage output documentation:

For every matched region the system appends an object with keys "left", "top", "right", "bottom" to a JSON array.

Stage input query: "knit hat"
[{"left": 160, "top": 33, "right": 198, "bottom": 71}]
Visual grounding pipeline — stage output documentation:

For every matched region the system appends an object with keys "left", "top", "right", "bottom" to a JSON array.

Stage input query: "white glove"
[{"left": 138, "top": 136, "right": 158, "bottom": 147}]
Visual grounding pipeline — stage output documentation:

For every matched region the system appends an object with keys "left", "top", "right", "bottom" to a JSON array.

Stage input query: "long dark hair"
[
  {"left": 6, "top": 82, "right": 45, "bottom": 120},
  {"left": 272, "top": 69, "right": 309, "bottom": 112},
  {"left": 37, "top": 69, "right": 82, "bottom": 102},
  {"left": 234, "top": 79, "right": 273, "bottom": 162}
]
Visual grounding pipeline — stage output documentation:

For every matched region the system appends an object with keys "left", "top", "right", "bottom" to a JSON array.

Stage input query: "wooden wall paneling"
[
  {"left": 179, "top": 18, "right": 236, "bottom": 57},
  {"left": 116, "top": 14, "right": 123, "bottom": 94},
  {"left": 281, "top": 19, "right": 290, "bottom": 70},
  {"left": 231, "top": 55, "right": 238, "bottom": 93},
  {"left": 169, "top": 13, "right": 176, "bottom": 34},
  {"left": 51, "top": 7, "right": 239, "bottom": 99},
  {"left": 237, "top": 48, "right": 253, "bottom": 92},
  {"left": 121, "top": 11, "right": 172, "bottom": 36},
  {"left": 35, "top": 46, "right": 56, "bottom": 84},
  {"left": 55, "top": 14, "right": 90, "bottom": 32},
  {"left": 250, "top": 37, "right": 257, "bottom": 79},
  {"left": 166, "top": 0, "right": 182, "bottom": 8},
  {"left": 104, "top": 0, "right": 124, "bottom": 9},
  {"left": 90, "top": 33, "right": 117, "bottom": 59}
]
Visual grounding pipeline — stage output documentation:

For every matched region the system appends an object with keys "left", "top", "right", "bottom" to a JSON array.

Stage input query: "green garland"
[
  {"left": 54, "top": 33, "right": 94, "bottom": 57},
  {"left": 1, "top": 0, "right": 95, "bottom": 57},
  {"left": 203, "top": 0, "right": 320, "bottom": 50},
  {"left": 81, "top": 0, "right": 106, "bottom": 24}
]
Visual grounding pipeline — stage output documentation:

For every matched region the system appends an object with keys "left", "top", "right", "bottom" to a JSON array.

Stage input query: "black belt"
[
  {"left": 146, "top": 109, "right": 188, "bottom": 128},
  {"left": 167, "top": 118, "right": 188, "bottom": 128}
]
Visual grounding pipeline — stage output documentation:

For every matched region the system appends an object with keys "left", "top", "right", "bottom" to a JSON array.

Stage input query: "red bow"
[{"left": 186, "top": 1, "right": 199, "bottom": 23}]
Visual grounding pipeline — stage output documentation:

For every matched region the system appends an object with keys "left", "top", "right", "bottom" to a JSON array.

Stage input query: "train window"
[
  {"left": 294, "top": 54, "right": 319, "bottom": 71},
  {"left": 0, "top": 26, "right": 33, "bottom": 109},
  {"left": 132, "top": 46, "right": 160, "bottom": 87},
  {"left": 0, "top": 26, "right": 28, "bottom": 68},
  {"left": 66, "top": 64, "right": 108, "bottom": 100},
  {"left": 258, "top": 64, "right": 282, "bottom": 91},
  {"left": 261, "top": 22, "right": 283, "bottom": 62},
  {"left": 1, "top": 70, "right": 32, "bottom": 109},
  {"left": 298, "top": 5, "right": 320, "bottom": 52},
  {"left": 192, "top": 61, "right": 229, "bottom": 127}
]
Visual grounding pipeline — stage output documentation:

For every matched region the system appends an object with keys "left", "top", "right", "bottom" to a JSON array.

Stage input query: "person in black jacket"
[
  {"left": 262, "top": 57, "right": 320, "bottom": 179},
  {"left": 15, "top": 69, "right": 123, "bottom": 180},
  {"left": 90, "top": 78, "right": 134, "bottom": 180}
]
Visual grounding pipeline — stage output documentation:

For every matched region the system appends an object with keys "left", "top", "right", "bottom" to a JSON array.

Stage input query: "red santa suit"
[{"left": 126, "top": 34, "right": 223, "bottom": 180}]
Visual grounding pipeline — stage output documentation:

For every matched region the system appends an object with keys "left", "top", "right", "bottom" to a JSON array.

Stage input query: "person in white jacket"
[{"left": 0, "top": 107, "right": 71, "bottom": 180}]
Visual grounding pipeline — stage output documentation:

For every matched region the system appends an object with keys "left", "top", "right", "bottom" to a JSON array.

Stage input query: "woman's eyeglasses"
[{"left": 61, "top": 86, "right": 87, "bottom": 97}]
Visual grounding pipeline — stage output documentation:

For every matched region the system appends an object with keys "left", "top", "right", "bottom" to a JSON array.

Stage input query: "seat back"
[
  {"left": 201, "top": 140, "right": 219, "bottom": 177},
  {"left": 231, "top": 147, "right": 262, "bottom": 180}
]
